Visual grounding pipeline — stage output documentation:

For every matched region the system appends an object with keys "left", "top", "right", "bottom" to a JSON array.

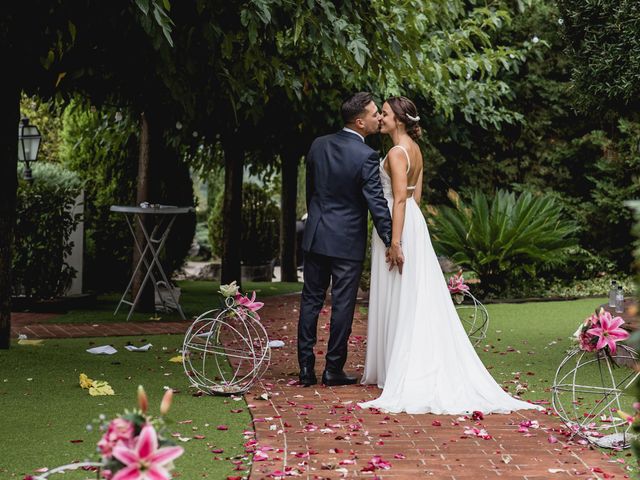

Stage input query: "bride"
[{"left": 359, "top": 96, "right": 543, "bottom": 415}]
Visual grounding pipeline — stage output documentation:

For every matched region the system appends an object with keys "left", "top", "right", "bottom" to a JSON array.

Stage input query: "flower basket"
[
  {"left": 448, "top": 271, "right": 489, "bottom": 346},
  {"left": 31, "top": 387, "right": 182, "bottom": 479},
  {"left": 182, "top": 282, "right": 270, "bottom": 395},
  {"left": 551, "top": 309, "right": 639, "bottom": 448}
]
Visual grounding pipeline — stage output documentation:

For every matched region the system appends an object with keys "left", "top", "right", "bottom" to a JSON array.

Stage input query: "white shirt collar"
[{"left": 342, "top": 127, "right": 365, "bottom": 143}]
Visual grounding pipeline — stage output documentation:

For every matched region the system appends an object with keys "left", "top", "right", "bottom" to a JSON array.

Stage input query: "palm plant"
[{"left": 429, "top": 189, "right": 578, "bottom": 296}]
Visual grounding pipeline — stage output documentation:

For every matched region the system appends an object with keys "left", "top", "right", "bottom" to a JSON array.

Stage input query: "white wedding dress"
[{"left": 359, "top": 146, "right": 543, "bottom": 415}]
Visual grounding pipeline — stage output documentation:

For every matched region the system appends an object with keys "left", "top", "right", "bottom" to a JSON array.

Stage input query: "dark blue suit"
[{"left": 298, "top": 129, "right": 392, "bottom": 373}]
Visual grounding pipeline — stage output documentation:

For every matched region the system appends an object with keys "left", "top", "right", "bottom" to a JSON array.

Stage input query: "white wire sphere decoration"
[
  {"left": 551, "top": 344, "right": 640, "bottom": 448},
  {"left": 182, "top": 298, "right": 271, "bottom": 395},
  {"left": 453, "top": 291, "right": 489, "bottom": 346}
]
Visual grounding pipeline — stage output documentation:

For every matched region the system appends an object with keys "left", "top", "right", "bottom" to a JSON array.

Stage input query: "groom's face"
[{"left": 359, "top": 101, "right": 382, "bottom": 136}]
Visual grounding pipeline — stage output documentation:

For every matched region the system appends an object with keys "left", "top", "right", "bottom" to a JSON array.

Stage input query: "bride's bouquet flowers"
[
  {"left": 218, "top": 281, "right": 264, "bottom": 318},
  {"left": 574, "top": 308, "right": 629, "bottom": 355},
  {"left": 447, "top": 271, "right": 470, "bottom": 304},
  {"left": 32, "top": 386, "right": 183, "bottom": 480}
]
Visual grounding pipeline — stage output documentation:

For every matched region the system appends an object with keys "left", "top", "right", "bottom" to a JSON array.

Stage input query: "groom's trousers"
[{"left": 297, "top": 251, "right": 363, "bottom": 373}]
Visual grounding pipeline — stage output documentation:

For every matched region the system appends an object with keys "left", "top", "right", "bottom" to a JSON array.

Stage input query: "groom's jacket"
[{"left": 302, "top": 130, "right": 392, "bottom": 261}]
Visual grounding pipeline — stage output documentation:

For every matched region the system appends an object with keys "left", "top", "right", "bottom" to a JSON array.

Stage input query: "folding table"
[{"left": 110, "top": 204, "right": 194, "bottom": 320}]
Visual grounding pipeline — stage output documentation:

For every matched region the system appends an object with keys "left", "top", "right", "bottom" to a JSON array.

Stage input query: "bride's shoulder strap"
[{"left": 388, "top": 145, "right": 411, "bottom": 174}]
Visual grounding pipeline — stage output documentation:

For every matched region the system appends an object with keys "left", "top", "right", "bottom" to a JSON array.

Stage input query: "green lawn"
[
  {"left": 53, "top": 280, "right": 303, "bottom": 324},
  {"left": 477, "top": 297, "right": 616, "bottom": 398},
  {"left": 0, "top": 335, "right": 254, "bottom": 479}
]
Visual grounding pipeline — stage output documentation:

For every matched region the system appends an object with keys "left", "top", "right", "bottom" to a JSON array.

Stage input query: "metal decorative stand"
[
  {"left": 33, "top": 462, "right": 101, "bottom": 479},
  {"left": 551, "top": 345, "right": 640, "bottom": 448},
  {"left": 454, "top": 291, "right": 489, "bottom": 346},
  {"left": 182, "top": 297, "right": 270, "bottom": 395}
]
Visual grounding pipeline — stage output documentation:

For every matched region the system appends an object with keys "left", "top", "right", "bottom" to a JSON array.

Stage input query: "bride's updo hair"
[{"left": 386, "top": 96, "right": 422, "bottom": 141}]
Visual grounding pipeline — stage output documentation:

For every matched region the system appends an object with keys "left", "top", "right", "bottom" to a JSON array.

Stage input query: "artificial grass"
[
  {"left": 52, "top": 280, "right": 302, "bottom": 324},
  {"left": 0, "top": 334, "right": 254, "bottom": 479},
  {"left": 477, "top": 297, "right": 617, "bottom": 398}
]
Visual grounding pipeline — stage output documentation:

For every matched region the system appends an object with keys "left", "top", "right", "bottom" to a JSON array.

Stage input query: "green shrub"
[
  {"left": 428, "top": 189, "right": 578, "bottom": 297},
  {"left": 59, "top": 100, "right": 138, "bottom": 292},
  {"left": 59, "top": 100, "right": 195, "bottom": 292},
  {"left": 208, "top": 183, "right": 280, "bottom": 265},
  {"left": 12, "top": 163, "right": 83, "bottom": 300}
]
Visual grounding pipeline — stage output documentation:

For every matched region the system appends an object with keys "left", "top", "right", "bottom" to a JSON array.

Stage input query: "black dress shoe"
[
  {"left": 322, "top": 369, "right": 358, "bottom": 386},
  {"left": 299, "top": 366, "right": 317, "bottom": 387}
]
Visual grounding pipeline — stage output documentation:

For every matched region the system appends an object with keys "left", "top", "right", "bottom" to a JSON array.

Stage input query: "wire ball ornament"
[
  {"left": 551, "top": 345, "right": 640, "bottom": 449},
  {"left": 454, "top": 291, "right": 489, "bottom": 346},
  {"left": 182, "top": 285, "right": 270, "bottom": 395},
  {"left": 448, "top": 272, "right": 489, "bottom": 346}
]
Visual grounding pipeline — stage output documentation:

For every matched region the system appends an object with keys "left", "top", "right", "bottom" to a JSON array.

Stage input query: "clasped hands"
[{"left": 385, "top": 243, "right": 404, "bottom": 274}]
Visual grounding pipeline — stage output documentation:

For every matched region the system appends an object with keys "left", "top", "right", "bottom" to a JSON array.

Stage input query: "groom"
[{"left": 297, "top": 92, "right": 394, "bottom": 387}]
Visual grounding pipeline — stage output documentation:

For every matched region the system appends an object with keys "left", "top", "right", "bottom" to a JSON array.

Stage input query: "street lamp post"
[{"left": 17, "top": 116, "right": 41, "bottom": 181}]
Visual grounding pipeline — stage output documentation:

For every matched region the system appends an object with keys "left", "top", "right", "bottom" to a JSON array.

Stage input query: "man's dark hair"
[{"left": 341, "top": 92, "right": 374, "bottom": 124}]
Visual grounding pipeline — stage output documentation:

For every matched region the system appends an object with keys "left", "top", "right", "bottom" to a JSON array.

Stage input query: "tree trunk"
[
  {"left": 280, "top": 151, "right": 299, "bottom": 282},
  {"left": 0, "top": 85, "right": 19, "bottom": 349},
  {"left": 131, "top": 111, "right": 155, "bottom": 312},
  {"left": 221, "top": 136, "right": 244, "bottom": 288}
]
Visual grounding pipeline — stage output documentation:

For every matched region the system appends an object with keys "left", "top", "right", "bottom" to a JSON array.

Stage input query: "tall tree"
[
  {"left": 556, "top": 0, "right": 640, "bottom": 114},
  {"left": 0, "top": 0, "right": 173, "bottom": 348}
]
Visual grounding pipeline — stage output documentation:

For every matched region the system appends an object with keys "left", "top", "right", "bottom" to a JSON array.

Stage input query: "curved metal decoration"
[
  {"left": 182, "top": 300, "right": 271, "bottom": 395},
  {"left": 551, "top": 344, "right": 640, "bottom": 448},
  {"left": 454, "top": 291, "right": 489, "bottom": 346}
]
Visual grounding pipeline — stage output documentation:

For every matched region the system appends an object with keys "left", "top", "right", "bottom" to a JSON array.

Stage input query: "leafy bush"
[
  {"left": 60, "top": 100, "right": 195, "bottom": 292},
  {"left": 428, "top": 189, "right": 578, "bottom": 297},
  {"left": 208, "top": 183, "right": 280, "bottom": 265},
  {"left": 12, "top": 163, "right": 83, "bottom": 300},
  {"left": 59, "top": 100, "right": 138, "bottom": 292}
]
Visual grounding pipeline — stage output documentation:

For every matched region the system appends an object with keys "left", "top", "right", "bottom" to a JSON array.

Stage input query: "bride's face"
[{"left": 380, "top": 102, "right": 397, "bottom": 135}]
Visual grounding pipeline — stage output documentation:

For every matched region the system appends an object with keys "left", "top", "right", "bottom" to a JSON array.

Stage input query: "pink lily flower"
[
  {"left": 447, "top": 272, "right": 470, "bottom": 295},
  {"left": 98, "top": 418, "right": 134, "bottom": 459},
  {"left": 112, "top": 424, "right": 184, "bottom": 480},
  {"left": 586, "top": 309, "right": 629, "bottom": 355},
  {"left": 235, "top": 291, "right": 264, "bottom": 312}
]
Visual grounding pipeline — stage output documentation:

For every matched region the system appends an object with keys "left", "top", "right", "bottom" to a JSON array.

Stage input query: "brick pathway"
[
  {"left": 10, "top": 312, "right": 189, "bottom": 338},
  {"left": 11, "top": 296, "right": 632, "bottom": 479}
]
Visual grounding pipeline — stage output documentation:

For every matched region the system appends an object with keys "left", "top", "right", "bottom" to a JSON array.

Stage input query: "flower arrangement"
[
  {"left": 32, "top": 386, "right": 183, "bottom": 480},
  {"left": 448, "top": 271, "right": 470, "bottom": 304},
  {"left": 574, "top": 307, "right": 629, "bottom": 355},
  {"left": 218, "top": 281, "right": 264, "bottom": 317}
]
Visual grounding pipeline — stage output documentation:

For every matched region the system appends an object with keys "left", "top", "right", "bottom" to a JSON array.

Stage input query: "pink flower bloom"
[
  {"left": 586, "top": 309, "right": 629, "bottom": 355},
  {"left": 235, "top": 291, "right": 264, "bottom": 313},
  {"left": 98, "top": 418, "right": 134, "bottom": 459},
  {"left": 447, "top": 272, "right": 470, "bottom": 295},
  {"left": 111, "top": 424, "right": 184, "bottom": 480},
  {"left": 579, "top": 331, "right": 597, "bottom": 352}
]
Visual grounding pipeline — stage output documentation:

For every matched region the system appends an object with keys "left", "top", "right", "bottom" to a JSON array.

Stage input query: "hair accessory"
[{"left": 406, "top": 113, "right": 420, "bottom": 122}]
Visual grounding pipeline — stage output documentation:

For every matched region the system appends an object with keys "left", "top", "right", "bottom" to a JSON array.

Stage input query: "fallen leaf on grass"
[
  {"left": 89, "top": 380, "right": 115, "bottom": 396},
  {"left": 18, "top": 339, "right": 43, "bottom": 346},
  {"left": 79, "top": 373, "right": 93, "bottom": 389},
  {"left": 168, "top": 355, "right": 184, "bottom": 363}
]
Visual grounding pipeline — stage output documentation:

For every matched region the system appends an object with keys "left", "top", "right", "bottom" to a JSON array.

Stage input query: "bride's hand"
[{"left": 388, "top": 244, "right": 404, "bottom": 274}]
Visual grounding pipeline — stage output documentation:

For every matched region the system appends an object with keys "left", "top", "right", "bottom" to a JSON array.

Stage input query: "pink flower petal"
[
  {"left": 136, "top": 425, "right": 158, "bottom": 459},
  {"left": 112, "top": 445, "right": 139, "bottom": 466},
  {"left": 146, "top": 465, "right": 172, "bottom": 480},
  {"left": 149, "top": 446, "right": 184, "bottom": 466},
  {"left": 111, "top": 464, "right": 141, "bottom": 480}
]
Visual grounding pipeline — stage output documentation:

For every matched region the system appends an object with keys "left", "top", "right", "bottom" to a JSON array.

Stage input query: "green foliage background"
[{"left": 13, "top": 163, "right": 82, "bottom": 300}]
